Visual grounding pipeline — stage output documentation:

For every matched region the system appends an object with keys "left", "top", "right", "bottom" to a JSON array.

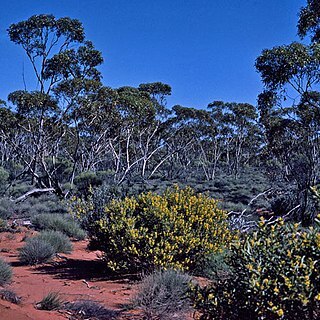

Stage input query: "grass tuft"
[
  {"left": 36, "top": 292, "right": 63, "bottom": 310},
  {"left": 133, "top": 269, "right": 193, "bottom": 320},
  {"left": 0, "top": 258, "right": 12, "bottom": 286},
  {"left": 19, "top": 238, "right": 55, "bottom": 265},
  {"left": 37, "top": 230, "right": 72, "bottom": 254}
]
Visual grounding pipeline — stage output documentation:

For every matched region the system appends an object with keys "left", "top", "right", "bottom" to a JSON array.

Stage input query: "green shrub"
[
  {"left": 0, "top": 194, "right": 67, "bottom": 219},
  {"left": 37, "top": 230, "right": 72, "bottom": 253},
  {"left": 72, "top": 185, "right": 236, "bottom": 272},
  {"left": 74, "top": 171, "right": 105, "bottom": 197},
  {"left": 192, "top": 217, "right": 320, "bottom": 320},
  {"left": 31, "top": 214, "right": 86, "bottom": 240},
  {"left": 0, "top": 198, "right": 13, "bottom": 220},
  {"left": 0, "top": 258, "right": 12, "bottom": 286},
  {"left": 19, "top": 238, "right": 55, "bottom": 265},
  {"left": 199, "top": 250, "right": 232, "bottom": 281},
  {"left": 0, "top": 167, "right": 9, "bottom": 195},
  {"left": 37, "top": 292, "right": 63, "bottom": 310},
  {"left": 0, "top": 218, "right": 8, "bottom": 232},
  {"left": 133, "top": 269, "right": 193, "bottom": 319}
]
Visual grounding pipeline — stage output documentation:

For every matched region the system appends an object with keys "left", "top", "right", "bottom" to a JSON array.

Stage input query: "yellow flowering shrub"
[
  {"left": 74, "top": 185, "right": 235, "bottom": 272},
  {"left": 192, "top": 216, "right": 320, "bottom": 319}
]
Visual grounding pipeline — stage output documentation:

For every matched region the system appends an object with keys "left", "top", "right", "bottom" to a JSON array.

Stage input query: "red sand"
[
  {"left": 0, "top": 230, "right": 196, "bottom": 319},
  {"left": 0, "top": 230, "right": 140, "bottom": 319}
]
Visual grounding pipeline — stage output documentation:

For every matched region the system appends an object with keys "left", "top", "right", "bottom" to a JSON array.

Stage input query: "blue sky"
[{"left": 0, "top": 0, "right": 306, "bottom": 109}]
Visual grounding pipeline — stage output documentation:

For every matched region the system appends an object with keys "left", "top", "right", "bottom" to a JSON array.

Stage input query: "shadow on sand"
[{"left": 33, "top": 258, "right": 140, "bottom": 283}]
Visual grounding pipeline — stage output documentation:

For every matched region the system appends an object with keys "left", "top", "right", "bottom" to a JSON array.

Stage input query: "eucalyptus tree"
[
  {"left": 166, "top": 105, "right": 214, "bottom": 180},
  {"left": 208, "top": 101, "right": 260, "bottom": 178},
  {"left": 107, "top": 84, "right": 173, "bottom": 183},
  {"left": 0, "top": 103, "right": 20, "bottom": 168},
  {"left": 7, "top": 14, "right": 104, "bottom": 196},
  {"left": 256, "top": 41, "right": 320, "bottom": 223},
  {"left": 298, "top": 0, "right": 320, "bottom": 42}
]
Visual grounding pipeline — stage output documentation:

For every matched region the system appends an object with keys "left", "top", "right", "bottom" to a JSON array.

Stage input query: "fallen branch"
[{"left": 13, "top": 188, "right": 55, "bottom": 203}]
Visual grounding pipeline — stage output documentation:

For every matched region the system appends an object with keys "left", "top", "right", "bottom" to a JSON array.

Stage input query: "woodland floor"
[{"left": 0, "top": 228, "right": 194, "bottom": 320}]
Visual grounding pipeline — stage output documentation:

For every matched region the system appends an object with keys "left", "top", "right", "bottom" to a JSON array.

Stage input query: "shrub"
[
  {"left": 191, "top": 217, "right": 320, "bottom": 320},
  {"left": 37, "top": 231, "right": 72, "bottom": 253},
  {"left": 74, "top": 171, "right": 104, "bottom": 197},
  {"left": 19, "top": 238, "right": 55, "bottom": 265},
  {"left": 133, "top": 269, "right": 193, "bottom": 319},
  {"left": 0, "top": 289, "right": 21, "bottom": 304},
  {"left": 0, "top": 167, "right": 9, "bottom": 194},
  {"left": 73, "top": 185, "right": 235, "bottom": 272},
  {"left": 0, "top": 198, "right": 14, "bottom": 220},
  {"left": 199, "top": 250, "right": 231, "bottom": 281},
  {"left": 31, "top": 214, "right": 86, "bottom": 240},
  {"left": 0, "top": 218, "right": 8, "bottom": 232},
  {"left": 37, "top": 292, "right": 63, "bottom": 310},
  {"left": 64, "top": 300, "right": 119, "bottom": 319},
  {"left": 0, "top": 258, "right": 12, "bottom": 286}
]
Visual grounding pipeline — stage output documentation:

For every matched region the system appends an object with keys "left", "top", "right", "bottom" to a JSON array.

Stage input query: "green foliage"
[
  {"left": 0, "top": 198, "right": 14, "bottom": 220},
  {"left": 19, "top": 238, "right": 55, "bottom": 265},
  {"left": 0, "top": 167, "right": 9, "bottom": 194},
  {"left": 31, "top": 214, "right": 86, "bottom": 240},
  {"left": 256, "top": 40, "right": 320, "bottom": 224},
  {"left": 37, "top": 292, "right": 63, "bottom": 311},
  {"left": 298, "top": 0, "right": 320, "bottom": 42},
  {"left": 74, "top": 171, "right": 106, "bottom": 197},
  {"left": 72, "top": 186, "right": 235, "bottom": 272},
  {"left": 199, "top": 250, "right": 231, "bottom": 281},
  {"left": 36, "top": 230, "right": 72, "bottom": 253},
  {"left": 133, "top": 269, "right": 192, "bottom": 320},
  {"left": 0, "top": 218, "right": 8, "bottom": 232},
  {"left": 0, "top": 194, "right": 67, "bottom": 220},
  {"left": 192, "top": 218, "right": 320, "bottom": 319},
  {"left": 0, "top": 258, "right": 12, "bottom": 286}
]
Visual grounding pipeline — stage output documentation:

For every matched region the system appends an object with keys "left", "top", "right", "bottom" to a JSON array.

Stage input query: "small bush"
[
  {"left": 0, "top": 167, "right": 9, "bottom": 195},
  {"left": 74, "top": 171, "right": 104, "bottom": 197},
  {"left": 31, "top": 214, "right": 86, "bottom": 240},
  {"left": 200, "top": 250, "right": 231, "bottom": 281},
  {"left": 192, "top": 217, "right": 320, "bottom": 319},
  {"left": 19, "top": 238, "right": 55, "bottom": 265},
  {"left": 133, "top": 269, "right": 192, "bottom": 319},
  {"left": 72, "top": 186, "right": 236, "bottom": 272},
  {"left": 0, "top": 258, "right": 12, "bottom": 286},
  {"left": 37, "top": 231, "right": 72, "bottom": 254},
  {"left": 37, "top": 292, "right": 63, "bottom": 310},
  {"left": 0, "top": 218, "right": 8, "bottom": 232},
  {"left": 0, "top": 198, "right": 13, "bottom": 220},
  {"left": 64, "top": 300, "right": 119, "bottom": 319},
  {"left": 0, "top": 289, "right": 21, "bottom": 304}
]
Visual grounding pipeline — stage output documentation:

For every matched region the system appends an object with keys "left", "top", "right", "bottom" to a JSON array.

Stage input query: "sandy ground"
[{"left": 0, "top": 229, "right": 144, "bottom": 319}]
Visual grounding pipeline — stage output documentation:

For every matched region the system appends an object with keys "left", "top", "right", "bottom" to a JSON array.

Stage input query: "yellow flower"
[{"left": 276, "top": 309, "right": 284, "bottom": 317}]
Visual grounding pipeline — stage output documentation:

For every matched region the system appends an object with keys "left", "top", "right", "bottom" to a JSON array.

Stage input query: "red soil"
[{"left": 0, "top": 229, "right": 142, "bottom": 319}]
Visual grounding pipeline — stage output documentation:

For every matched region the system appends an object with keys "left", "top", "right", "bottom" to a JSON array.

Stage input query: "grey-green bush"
[
  {"left": 133, "top": 269, "right": 193, "bottom": 320},
  {"left": 37, "top": 292, "right": 63, "bottom": 310},
  {"left": 64, "top": 300, "right": 119, "bottom": 319},
  {"left": 19, "top": 238, "right": 55, "bottom": 265},
  {"left": 0, "top": 198, "right": 13, "bottom": 220},
  {"left": 0, "top": 258, "right": 12, "bottom": 286},
  {"left": 0, "top": 289, "right": 21, "bottom": 304},
  {"left": 31, "top": 214, "right": 86, "bottom": 240},
  {"left": 37, "top": 230, "right": 72, "bottom": 253}
]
